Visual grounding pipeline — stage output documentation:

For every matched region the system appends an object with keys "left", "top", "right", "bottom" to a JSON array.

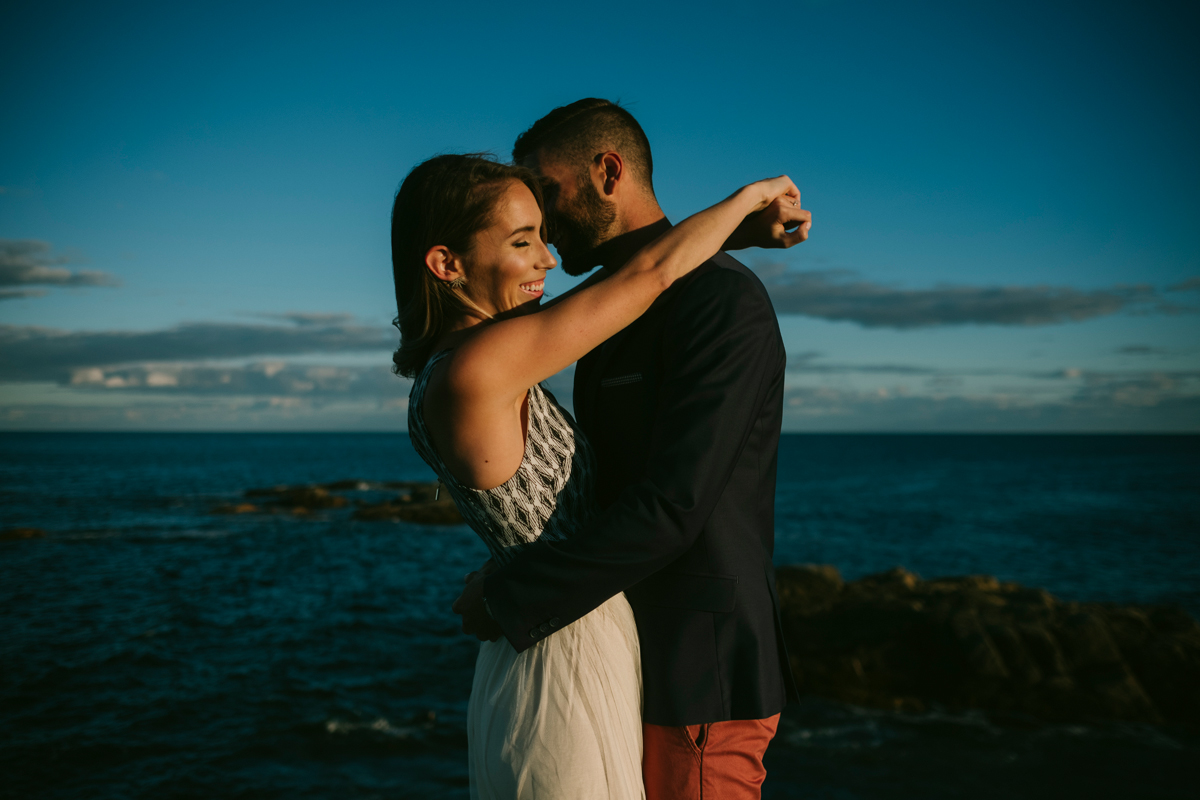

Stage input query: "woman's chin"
[{"left": 496, "top": 296, "right": 543, "bottom": 318}]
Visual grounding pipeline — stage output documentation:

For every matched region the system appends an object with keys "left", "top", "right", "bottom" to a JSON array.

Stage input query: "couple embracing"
[{"left": 390, "top": 98, "right": 811, "bottom": 799}]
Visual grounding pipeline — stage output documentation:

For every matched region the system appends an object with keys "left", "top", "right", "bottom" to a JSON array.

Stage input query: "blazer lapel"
[{"left": 574, "top": 349, "right": 599, "bottom": 430}]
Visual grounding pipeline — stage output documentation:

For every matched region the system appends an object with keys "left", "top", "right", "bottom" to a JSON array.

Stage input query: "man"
[{"left": 453, "top": 98, "right": 810, "bottom": 799}]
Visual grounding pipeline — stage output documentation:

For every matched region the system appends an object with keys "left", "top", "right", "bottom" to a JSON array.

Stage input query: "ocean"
[{"left": 2, "top": 432, "right": 1198, "bottom": 799}]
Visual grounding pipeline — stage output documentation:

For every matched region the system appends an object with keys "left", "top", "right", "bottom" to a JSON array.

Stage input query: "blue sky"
[{"left": 2, "top": 0, "right": 1197, "bottom": 431}]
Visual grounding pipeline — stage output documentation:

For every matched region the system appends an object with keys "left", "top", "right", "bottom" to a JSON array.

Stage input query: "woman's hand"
[
  {"left": 748, "top": 175, "right": 801, "bottom": 213},
  {"left": 724, "top": 177, "right": 811, "bottom": 250}
]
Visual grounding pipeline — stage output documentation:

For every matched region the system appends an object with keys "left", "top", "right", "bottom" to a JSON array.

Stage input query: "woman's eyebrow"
[{"left": 509, "top": 225, "right": 536, "bottom": 237}]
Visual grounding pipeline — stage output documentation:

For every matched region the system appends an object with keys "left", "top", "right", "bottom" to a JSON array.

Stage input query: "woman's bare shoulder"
[{"left": 419, "top": 346, "right": 528, "bottom": 491}]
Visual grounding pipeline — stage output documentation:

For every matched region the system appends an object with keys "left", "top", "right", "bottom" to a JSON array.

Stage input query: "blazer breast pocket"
[
  {"left": 595, "top": 371, "right": 652, "bottom": 440},
  {"left": 590, "top": 367, "right": 655, "bottom": 478},
  {"left": 600, "top": 372, "right": 644, "bottom": 388}
]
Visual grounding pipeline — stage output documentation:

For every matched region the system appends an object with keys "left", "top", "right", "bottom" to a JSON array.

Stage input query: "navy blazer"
[{"left": 484, "top": 249, "right": 798, "bottom": 726}]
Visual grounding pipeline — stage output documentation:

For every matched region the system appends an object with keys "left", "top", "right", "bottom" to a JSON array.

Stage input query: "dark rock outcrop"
[
  {"left": 351, "top": 498, "right": 463, "bottom": 525},
  {"left": 210, "top": 503, "right": 260, "bottom": 515},
  {"left": 211, "top": 480, "right": 463, "bottom": 524},
  {"left": 320, "top": 480, "right": 372, "bottom": 491},
  {"left": 776, "top": 564, "right": 1200, "bottom": 725},
  {"left": 243, "top": 485, "right": 349, "bottom": 513},
  {"left": 1, "top": 527, "right": 46, "bottom": 541},
  {"left": 351, "top": 482, "right": 462, "bottom": 524}
]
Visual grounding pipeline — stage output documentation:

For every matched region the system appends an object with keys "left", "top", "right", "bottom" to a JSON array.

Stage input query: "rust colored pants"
[{"left": 642, "top": 714, "right": 780, "bottom": 800}]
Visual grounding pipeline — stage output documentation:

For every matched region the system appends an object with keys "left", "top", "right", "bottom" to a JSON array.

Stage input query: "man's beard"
[{"left": 550, "top": 176, "right": 617, "bottom": 276}]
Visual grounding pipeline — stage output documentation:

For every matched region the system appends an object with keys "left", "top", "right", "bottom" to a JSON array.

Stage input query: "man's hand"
[
  {"left": 462, "top": 558, "right": 496, "bottom": 586},
  {"left": 723, "top": 194, "right": 812, "bottom": 251},
  {"left": 452, "top": 566, "right": 503, "bottom": 642}
]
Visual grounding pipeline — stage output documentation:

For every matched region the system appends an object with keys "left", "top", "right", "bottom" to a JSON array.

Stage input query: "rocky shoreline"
[
  {"left": 776, "top": 564, "right": 1200, "bottom": 726},
  {"left": 0, "top": 527, "right": 46, "bottom": 541},
  {"left": 211, "top": 480, "right": 463, "bottom": 525},
  {"left": 7, "top": 484, "right": 1197, "bottom": 728}
]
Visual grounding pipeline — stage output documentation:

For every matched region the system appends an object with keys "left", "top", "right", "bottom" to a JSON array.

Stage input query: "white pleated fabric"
[
  {"left": 470, "top": 594, "right": 644, "bottom": 799},
  {"left": 409, "top": 351, "right": 645, "bottom": 800}
]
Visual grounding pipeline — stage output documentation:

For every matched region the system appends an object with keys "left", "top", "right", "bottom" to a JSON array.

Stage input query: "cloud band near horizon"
[
  {"left": 0, "top": 318, "right": 397, "bottom": 382},
  {"left": 755, "top": 265, "right": 1198, "bottom": 328},
  {"left": 0, "top": 239, "right": 119, "bottom": 296}
]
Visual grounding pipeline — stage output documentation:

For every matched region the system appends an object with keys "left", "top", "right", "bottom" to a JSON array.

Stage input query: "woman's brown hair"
[{"left": 390, "top": 154, "right": 546, "bottom": 378}]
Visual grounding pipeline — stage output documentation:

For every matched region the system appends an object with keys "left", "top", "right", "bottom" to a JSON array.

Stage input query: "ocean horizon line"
[{"left": 2, "top": 429, "right": 1197, "bottom": 437}]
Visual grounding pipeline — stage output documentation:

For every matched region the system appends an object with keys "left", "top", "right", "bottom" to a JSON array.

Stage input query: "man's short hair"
[{"left": 513, "top": 98, "right": 654, "bottom": 193}]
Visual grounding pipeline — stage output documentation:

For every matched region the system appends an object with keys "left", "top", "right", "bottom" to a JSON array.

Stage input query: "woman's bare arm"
[
  {"left": 448, "top": 176, "right": 801, "bottom": 403},
  {"left": 540, "top": 193, "right": 812, "bottom": 311},
  {"left": 428, "top": 176, "right": 802, "bottom": 490}
]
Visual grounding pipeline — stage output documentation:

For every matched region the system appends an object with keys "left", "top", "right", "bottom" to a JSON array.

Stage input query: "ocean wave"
[
  {"left": 1029, "top": 721, "right": 1190, "bottom": 750},
  {"left": 324, "top": 712, "right": 439, "bottom": 742},
  {"left": 777, "top": 698, "right": 1197, "bottom": 754}
]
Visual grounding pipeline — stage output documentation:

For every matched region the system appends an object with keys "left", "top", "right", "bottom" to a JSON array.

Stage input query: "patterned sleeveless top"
[{"left": 408, "top": 350, "right": 600, "bottom": 565}]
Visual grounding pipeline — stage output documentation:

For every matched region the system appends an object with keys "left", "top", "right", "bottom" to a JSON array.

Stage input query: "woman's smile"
[{"left": 519, "top": 279, "right": 545, "bottom": 297}]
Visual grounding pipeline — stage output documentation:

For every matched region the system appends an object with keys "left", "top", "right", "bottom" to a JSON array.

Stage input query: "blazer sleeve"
[{"left": 483, "top": 267, "right": 785, "bottom": 652}]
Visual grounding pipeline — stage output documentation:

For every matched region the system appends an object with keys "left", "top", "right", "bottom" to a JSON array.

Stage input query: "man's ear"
[
  {"left": 425, "top": 246, "right": 464, "bottom": 284},
  {"left": 595, "top": 151, "right": 624, "bottom": 198}
]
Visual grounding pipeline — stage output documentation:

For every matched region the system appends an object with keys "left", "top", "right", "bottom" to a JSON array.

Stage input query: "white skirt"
[{"left": 468, "top": 593, "right": 645, "bottom": 800}]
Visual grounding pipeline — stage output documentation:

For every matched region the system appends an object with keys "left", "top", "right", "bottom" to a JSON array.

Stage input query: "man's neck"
[{"left": 591, "top": 215, "right": 672, "bottom": 273}]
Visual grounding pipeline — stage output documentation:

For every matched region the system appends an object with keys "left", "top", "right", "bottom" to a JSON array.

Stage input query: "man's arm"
[{"left": 463, "top": 267, "right": 784, "bottom": 651}]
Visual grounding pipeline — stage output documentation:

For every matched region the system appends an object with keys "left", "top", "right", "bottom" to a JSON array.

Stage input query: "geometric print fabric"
[{"left": 408, "top": 350, "right": 600, "bottom": 566}]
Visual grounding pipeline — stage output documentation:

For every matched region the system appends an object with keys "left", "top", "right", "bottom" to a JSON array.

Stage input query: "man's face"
[{"left": 525, "top": 151, "right": 617, "bottom": 276}]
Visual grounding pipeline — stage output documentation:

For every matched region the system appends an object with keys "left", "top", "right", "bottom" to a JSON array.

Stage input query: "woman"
[{"left": 391, "top": 154, "right": 799, "bottom": 798}]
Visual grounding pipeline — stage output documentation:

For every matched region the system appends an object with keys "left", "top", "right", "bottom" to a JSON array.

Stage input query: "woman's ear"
[{"left": 425, "top": 246, "right": 464, "bottom": 284}]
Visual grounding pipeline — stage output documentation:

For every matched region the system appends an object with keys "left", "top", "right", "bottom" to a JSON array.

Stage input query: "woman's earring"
[{"left": 449, "top": 277, "right": 466, "bottom": 289}]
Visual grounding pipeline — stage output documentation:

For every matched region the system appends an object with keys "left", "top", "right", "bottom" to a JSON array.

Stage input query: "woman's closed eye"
[{"left": 508, "top": 224, "right": 537, "bottom": 248}]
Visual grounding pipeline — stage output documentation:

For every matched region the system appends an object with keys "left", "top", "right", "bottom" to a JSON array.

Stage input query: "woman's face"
[{"left": 461, "top": 181, "right": 557, "bottom": 316}]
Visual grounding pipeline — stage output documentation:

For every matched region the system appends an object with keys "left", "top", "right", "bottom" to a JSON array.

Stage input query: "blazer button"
[
  {"left": 528, "top": 628, "right": 540, "bottom": 640},
  {"left": 539, "top": 622, "right": 552, "bottom": 634},
  {"left": 549, "top": 617, "right": 561, "bottom": 628}
]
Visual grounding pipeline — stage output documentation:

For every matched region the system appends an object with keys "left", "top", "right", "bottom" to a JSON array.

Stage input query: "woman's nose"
[{"left": 540, "top": 242, "right": 557, "bottom": 270}]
